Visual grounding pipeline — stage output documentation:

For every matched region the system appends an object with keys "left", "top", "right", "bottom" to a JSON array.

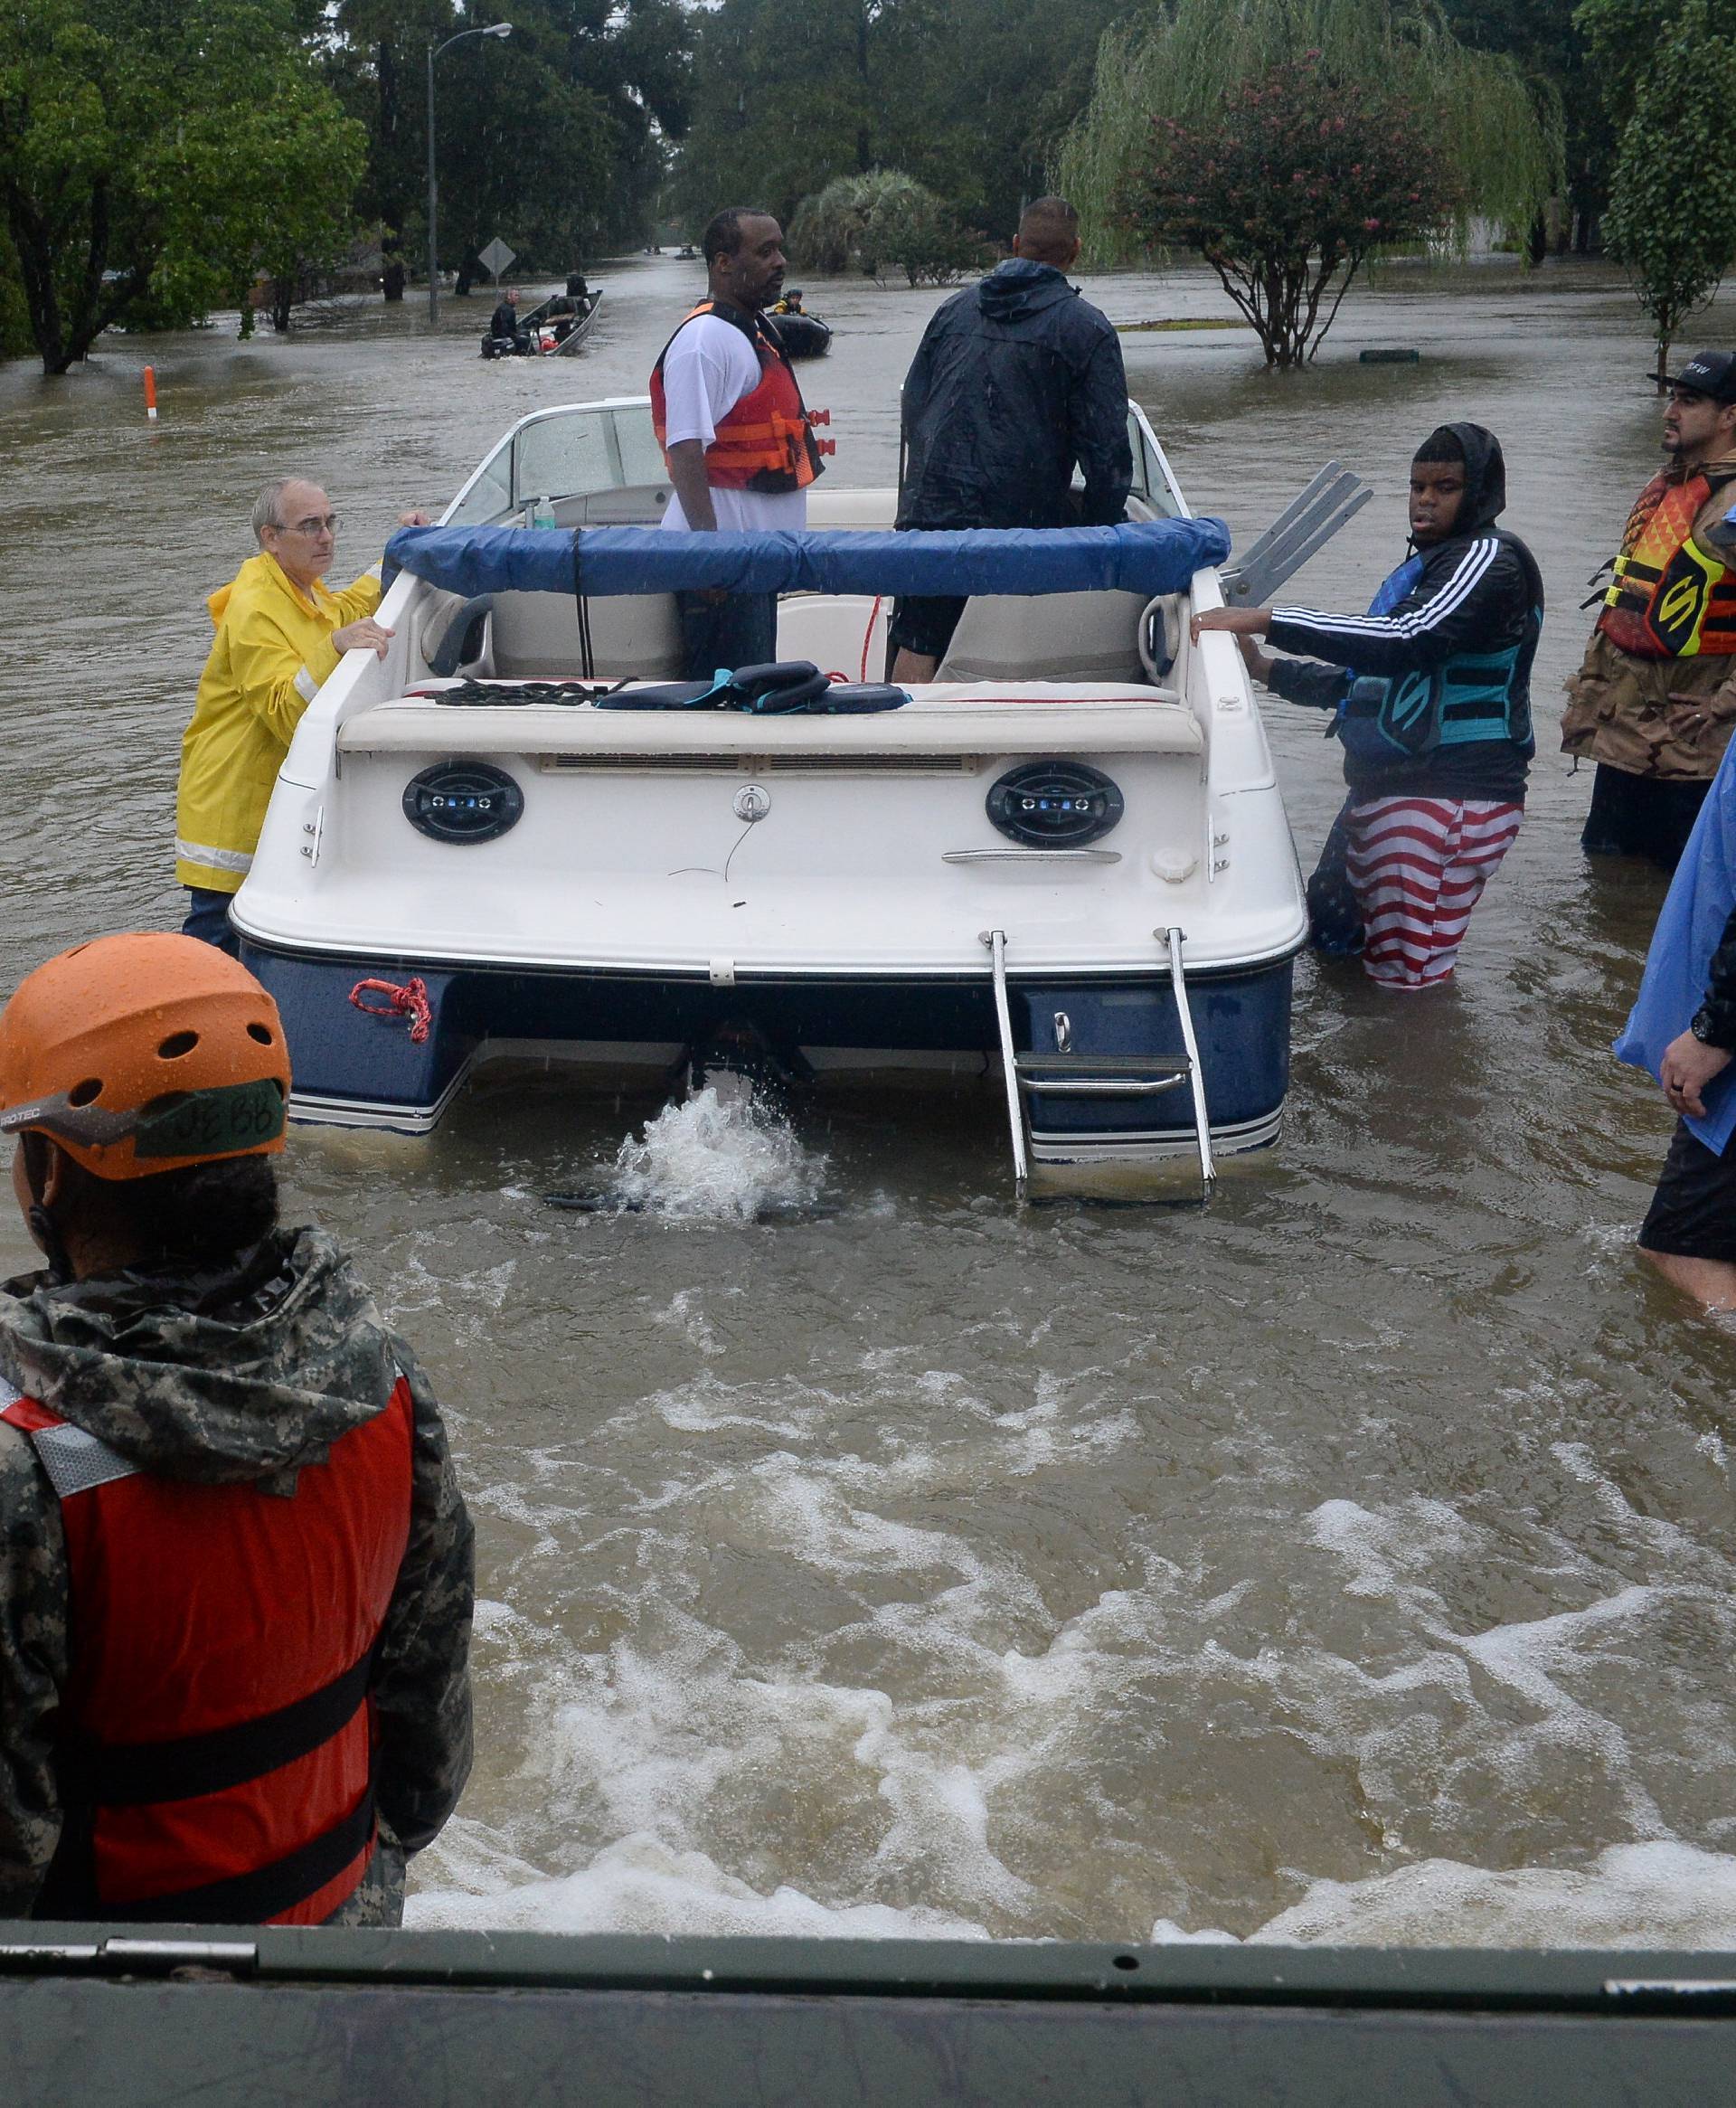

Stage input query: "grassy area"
[{"left": 1113, "top": 316, "right": 1255, "bottom": 333}]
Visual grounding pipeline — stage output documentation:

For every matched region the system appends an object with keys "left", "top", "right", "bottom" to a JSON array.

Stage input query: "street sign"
[{"left": 479, "top": 238, "right": 516, "bottom": 283}]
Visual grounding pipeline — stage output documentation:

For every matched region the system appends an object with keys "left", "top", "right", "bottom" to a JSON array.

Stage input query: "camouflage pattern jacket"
[
  {"left": 1562, "top": 455, "right": 1736, "bottom": 781},
  {"left": 0, "top": 1225, "right": 474, "bottom": 1924}
]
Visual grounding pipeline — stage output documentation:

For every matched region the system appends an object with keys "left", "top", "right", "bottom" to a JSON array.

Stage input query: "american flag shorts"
[{"left": 1344, "top": 795, "right": 1524, "bottom": 990}]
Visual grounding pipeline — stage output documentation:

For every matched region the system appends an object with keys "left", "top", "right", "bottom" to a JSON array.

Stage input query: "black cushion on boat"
[
  {"left": 590, "top": 665, "right": 909, "bottom": 715},
  {"left": 739, "top": 669, "right": 834, "bottom": 712},
  {"left": 807, "top": 684, "right": 909, "bottom": 714},
  {"left": 730, "top": 660, "right": 823, "bottom": 699},
  {"left": 594, "top": 679, "right": 727, "bottom": 711}
]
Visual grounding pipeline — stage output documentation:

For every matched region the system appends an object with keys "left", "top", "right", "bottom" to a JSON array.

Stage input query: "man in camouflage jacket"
[
  {"left": 0, "top": 1147, "right": 474, "bottom": 1922},
  {"left": 1562, "top": 350, "right": 1736, "bottom": 869},
  {"left": 0, "top": 1226, "right": 475, "bottom": 1924}
]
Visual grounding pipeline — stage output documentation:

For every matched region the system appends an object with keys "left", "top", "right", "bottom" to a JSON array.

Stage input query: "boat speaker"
[
  {"left": 402, "top": 760, "right": 524, "bottom": 844},
  {"left": 986, "top": 761, "right": 1123, "bottom": 847}
]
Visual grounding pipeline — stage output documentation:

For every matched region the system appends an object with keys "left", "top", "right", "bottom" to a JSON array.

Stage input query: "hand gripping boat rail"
[
  {"left": 983, "top": 926, "right": 1216, "bottom": 1202},
  {"left": 1219, "top": 462, "right": 1373, "bottom": 609}
]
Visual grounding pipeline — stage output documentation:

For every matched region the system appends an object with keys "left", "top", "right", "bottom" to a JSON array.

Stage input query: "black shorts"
[
  {"left": 888, "top": 593, "right": 967, "bottom": 663},
  {"left": 1637, "top": 1120, "right": 1736, "bottom": 1262}
]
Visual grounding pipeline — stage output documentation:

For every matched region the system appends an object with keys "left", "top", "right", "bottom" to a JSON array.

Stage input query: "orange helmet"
[{"left": 0, "top": 934, "right": 289, "bottom": 1180}]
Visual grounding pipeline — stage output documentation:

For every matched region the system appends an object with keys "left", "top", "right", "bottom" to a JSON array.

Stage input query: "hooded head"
[{"left": 1410, "top": 422, "right": 1506, "bottom": 545}]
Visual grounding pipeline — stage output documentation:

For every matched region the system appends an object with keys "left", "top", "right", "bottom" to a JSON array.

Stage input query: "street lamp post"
[{"left": 427, "top": 22, "right": 513, "bottom": 327}]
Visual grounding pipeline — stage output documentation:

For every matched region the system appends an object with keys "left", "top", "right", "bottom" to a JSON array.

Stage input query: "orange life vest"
[
  {"left": 650, "top": 300, "right": 823, "bottom": 494},
  {"left": 1597, "top": 465, "right": 1736, "bottom": 658},
  {"left": 1, "top": 1375, "right": 413, "bottom": 1925}
]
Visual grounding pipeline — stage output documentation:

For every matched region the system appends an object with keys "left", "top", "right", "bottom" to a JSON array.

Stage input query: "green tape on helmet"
[{"left": 133, "top": 1078, "right": 287, "bottom": 1160}]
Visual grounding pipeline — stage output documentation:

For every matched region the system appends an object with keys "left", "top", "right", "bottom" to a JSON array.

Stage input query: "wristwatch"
[{"left": 1691, "top": 1007, "right": 1725, "bottom": 1046}]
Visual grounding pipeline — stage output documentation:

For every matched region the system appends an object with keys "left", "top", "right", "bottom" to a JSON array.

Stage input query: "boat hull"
[{"left": 240, "top": 939, "right": 1297, "bottom": 1154}]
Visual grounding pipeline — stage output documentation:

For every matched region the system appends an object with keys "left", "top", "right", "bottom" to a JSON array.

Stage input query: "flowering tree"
[{"left": 1123, "top": 55, "right": 1456, "bottom": 368}]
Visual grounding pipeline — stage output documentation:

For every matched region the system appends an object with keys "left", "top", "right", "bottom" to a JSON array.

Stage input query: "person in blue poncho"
[{"left": 1615, "top": 738, "right": 1736, "bottom": 1304}]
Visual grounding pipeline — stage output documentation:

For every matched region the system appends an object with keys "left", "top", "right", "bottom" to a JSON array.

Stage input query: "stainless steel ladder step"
[
  {"left": 1015, "top": 1054, "right": 1190, "bottom": 1097},
  {"left": 982, "top": 925, "right": 1215, "bottom": 1200}
]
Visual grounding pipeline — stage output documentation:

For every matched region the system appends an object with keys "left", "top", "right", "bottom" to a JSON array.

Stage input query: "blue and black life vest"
[{"left": 1334, "top": 537, "right": 1542, "bottom": 766}]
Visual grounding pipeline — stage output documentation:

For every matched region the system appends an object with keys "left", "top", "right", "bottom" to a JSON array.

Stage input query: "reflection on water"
[{"left": 5, "top": 258, "right": 1736, "bottom": 1946}]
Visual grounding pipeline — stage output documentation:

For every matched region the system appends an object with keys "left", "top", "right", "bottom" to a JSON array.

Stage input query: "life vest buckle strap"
[
  {"left": 91, "top": 1786, "right": 377, "bottom": 1926},
  {"left": 86, "top": 1640, "right": 380, "bottom": 1807}
]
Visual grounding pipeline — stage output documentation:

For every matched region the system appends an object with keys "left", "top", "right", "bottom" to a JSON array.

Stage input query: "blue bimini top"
[{"left": 382, "top": 517, "right": 1231, "bottom": 601}]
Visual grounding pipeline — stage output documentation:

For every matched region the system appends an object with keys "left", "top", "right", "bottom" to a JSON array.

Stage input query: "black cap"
[{"left": 1655, "top": 349, "right": 1736, "bottom": 402}]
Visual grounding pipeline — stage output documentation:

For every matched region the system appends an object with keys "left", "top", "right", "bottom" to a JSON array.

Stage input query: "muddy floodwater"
[{"left": 5, "top": 257, "right": 1736, "bottom": 1946}]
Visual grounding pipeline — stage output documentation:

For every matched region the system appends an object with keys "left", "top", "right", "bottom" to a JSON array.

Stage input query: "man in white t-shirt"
[{"left": 650, "top": 206, "right": 823, "bottom": 678}]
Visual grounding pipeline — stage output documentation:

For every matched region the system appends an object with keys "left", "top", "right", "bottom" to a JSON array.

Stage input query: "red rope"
[
  {"left": 863, "top": 595, "right": 883, "bottom": 682},
  {"left": 349, "top": 976, "right": 432, "bottom": 1045}
]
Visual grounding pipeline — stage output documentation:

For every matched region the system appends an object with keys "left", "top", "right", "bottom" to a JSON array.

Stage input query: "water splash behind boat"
[{"left": 606, "top": 1083, "right": 827, "bottom": 1222}]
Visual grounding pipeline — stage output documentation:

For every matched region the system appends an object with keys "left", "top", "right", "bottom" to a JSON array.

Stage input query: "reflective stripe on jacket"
[
  {"left": 1597, "top": 464, "right": 1736, "bottom": 658},
  {"left": 650, "top": 301, "right": 822, "bottom": 494},
  {"left": 0, "top": 1375, "right": 413, "bottom": 1925},
  {"left": 175, "top": 552, "right": 380, "bottom": 894}
]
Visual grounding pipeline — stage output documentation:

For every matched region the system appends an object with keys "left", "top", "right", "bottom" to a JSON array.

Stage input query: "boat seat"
[
  {"left": 489, "top": 589, "right": 685, "bottom": 680},
  {"left": 937, "top": 589, "right": 1149, "bottom": 684}
]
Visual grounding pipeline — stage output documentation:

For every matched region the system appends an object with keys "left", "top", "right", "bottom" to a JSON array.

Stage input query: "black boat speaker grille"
[
  {"left": 986, "top": 761, "right": 1124, "bottom": 847},
  {"left": 403, "top": 759, "right": 524, "bottom": 843}
]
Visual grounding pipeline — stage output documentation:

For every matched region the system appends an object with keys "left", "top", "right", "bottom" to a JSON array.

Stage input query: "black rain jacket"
[
  {"left": 1263, "top": 422, "right": 1543, "bottom": 803},
  {"left": 895, "top": 260, "right": 1133, "bottom": 534}
]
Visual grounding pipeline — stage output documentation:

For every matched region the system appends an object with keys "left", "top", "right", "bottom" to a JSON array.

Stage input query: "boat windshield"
[
  {"left": 445, "top": 400, "right": 1184, "bottom": 526},
  {"left": 445, "top": 402, "right": 669, "bottom": 526}
]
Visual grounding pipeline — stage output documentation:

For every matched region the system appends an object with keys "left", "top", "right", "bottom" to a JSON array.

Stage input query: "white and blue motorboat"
[{"left": 231, "top": 397, "right": 1359, "bottom": 1195}]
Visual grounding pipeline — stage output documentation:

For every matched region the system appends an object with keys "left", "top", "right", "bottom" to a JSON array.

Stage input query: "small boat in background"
[
  {"left": 768, "top": 293, "right": 831, "bottom": 359},
  {"left": 480, "top": 279, "right": 602, "bottom": 359}
]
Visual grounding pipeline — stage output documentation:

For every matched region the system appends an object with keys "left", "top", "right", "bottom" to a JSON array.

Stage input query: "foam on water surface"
[{"left": 607, "top": 1085, "right": 827, "bottom": 1222}]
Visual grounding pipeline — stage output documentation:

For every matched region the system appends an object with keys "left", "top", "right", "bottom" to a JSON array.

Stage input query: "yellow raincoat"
[{"left": 175, "top": 552, "right": 380, "bottom": 893}]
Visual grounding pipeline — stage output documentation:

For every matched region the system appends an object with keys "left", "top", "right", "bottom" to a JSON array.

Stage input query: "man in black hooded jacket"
[
  {"left": 889, "top": 196, "right": 1133, "bottom": 683},
  {"left": 1195, "top": 424, "right": 1543, "bottom": 990}
]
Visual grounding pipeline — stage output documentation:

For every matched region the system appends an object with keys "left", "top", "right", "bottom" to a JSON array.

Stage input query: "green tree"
[
  {"left": 1058, "top": 0, "right": 1559, "bottom": 268},
  {"left": 427, "top": 12, "right": 613, "bottom": 292},
  {"left": 334, "top": 0, "right": 690, "bottom": 293},
  {"left": 788, "top": 168, "right": 987, "bottom": 283},
  {"left": 1599, "top": 0, "right": 1736, "bottom": 378},
  {"left": 0, "top": 0, "right": 365, "bottom": 373},
  {"left": 1124, "top": 55, "right": 1458, "bottom": 366},
  {"left": 673, "top": 0, "right": 1121, "bottom": 244},
  {"left": 331, "top": 0, "right": 448, "bottom": 300},
  {"left": 1439, "top": 0, "right": 1602, "bottom": 254}
]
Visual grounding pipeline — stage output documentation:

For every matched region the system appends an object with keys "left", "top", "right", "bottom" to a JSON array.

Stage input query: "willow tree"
[{"left": 1057, "top": 0, "right": 1561, "bottom": 343}]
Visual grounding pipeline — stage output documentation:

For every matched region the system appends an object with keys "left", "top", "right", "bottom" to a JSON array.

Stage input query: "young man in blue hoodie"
[
  {"left": 890, "top": 196, "right": 1133, "bottom": 683},
  {"left": 1196, "top": 424, "right": 1543, "bottom": 991}
]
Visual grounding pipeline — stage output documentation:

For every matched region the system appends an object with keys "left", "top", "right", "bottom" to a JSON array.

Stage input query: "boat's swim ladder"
[{"left": 983, "top": 928, "right": 1214, "bottom": 1202}]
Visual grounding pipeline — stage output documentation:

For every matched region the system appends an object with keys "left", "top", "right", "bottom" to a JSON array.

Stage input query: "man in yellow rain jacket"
[{"left": 175, "top": 479, "right": 427, "bottom": 953}]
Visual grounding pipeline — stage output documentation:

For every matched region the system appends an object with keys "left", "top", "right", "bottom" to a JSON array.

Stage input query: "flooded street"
[{"left": 5, "top": 255, "right": 1736, "bottom": 1946}]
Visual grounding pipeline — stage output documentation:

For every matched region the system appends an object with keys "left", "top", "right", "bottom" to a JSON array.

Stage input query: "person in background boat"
[
  {"left": 175, "top": 478, "right": 430, "bottom": 956},
  {"left": 889, "top": 195, "right": 1132, "bottom": 684},
  {"left": 650, "top": 205, "right": 823, "bottom": 680},
  {"left": 0, "top": 933, "right": 474, "bottom": 1924},
  {"left": 769, "top": 288, "right": 805, "bottom": 316},
  {"left": 488, "top": 287, "right": 523, "bottom": 347},
  {"left": 1194, "top": 424, "right": 1542, "bottom": 992},
  {"left": 1561, "top": 350, "right": 1736, "bottom": 871}
]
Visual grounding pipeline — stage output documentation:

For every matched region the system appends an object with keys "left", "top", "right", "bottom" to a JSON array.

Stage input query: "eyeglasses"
[{"left": 276, "top": 514, "right": 339, "bottom": 536}]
